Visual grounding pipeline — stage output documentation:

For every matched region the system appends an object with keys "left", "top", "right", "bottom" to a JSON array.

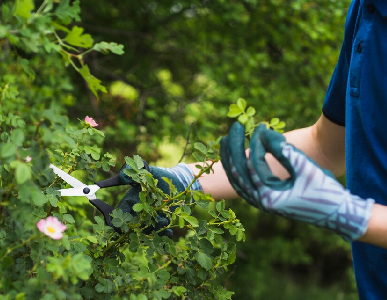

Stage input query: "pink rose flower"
[
  {"left": 85, "top": 116, "right": 98, "bottom": 127},
  {"left": 37, "top": 216, "right": 67, "bottom": 240}
]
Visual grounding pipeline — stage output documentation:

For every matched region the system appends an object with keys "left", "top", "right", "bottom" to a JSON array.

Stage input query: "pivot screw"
[{"left": 83, "top": 187, "right": 91, "bottom": 194}]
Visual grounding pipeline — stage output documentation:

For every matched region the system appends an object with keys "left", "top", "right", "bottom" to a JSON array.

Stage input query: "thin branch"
[{"left": 178, "top": 123, "right": 193, "bottom": 163}]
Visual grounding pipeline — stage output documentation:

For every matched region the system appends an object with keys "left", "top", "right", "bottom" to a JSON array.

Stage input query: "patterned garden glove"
[
  {"left": 220, "top": 122, "right": 375, "bottom": 241},
  {"left": 117, "top": 163, "right": 202, "bottom": 237}
]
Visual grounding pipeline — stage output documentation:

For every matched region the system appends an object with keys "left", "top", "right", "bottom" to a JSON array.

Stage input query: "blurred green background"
[
  {"left": 6, "top": 0, "right": 357, "bottom": 298},
  {"left": 75, "top": 1, "right": 355, "bottom": 298}
]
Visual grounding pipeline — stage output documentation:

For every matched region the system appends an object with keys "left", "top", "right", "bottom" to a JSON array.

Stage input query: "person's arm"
[
  {"left": 189, "top": 114, "right": 346, "bottom": 200},
  {"left": 358, "top": 204, "right": 387, "bottom": 248}
]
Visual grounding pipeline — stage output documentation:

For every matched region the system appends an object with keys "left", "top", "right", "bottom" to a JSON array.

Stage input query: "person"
[{"left": 119, "top": 1, "right": 387, "bottom": 299}]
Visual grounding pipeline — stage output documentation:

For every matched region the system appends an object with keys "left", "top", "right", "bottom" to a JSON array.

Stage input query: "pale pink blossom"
[
  {"left": 25, "top": 156, "right": 32, "bottom": 162},
  {"left": 37, "top": 216, "right": 66, "bottom": 240},
  {"left": 85, "top": 116, "right": 98, "bottom": 127}
]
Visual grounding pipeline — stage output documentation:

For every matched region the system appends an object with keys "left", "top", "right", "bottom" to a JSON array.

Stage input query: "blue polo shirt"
[{"left": 322, "top": 1, "right": 387, "bottom": 299}]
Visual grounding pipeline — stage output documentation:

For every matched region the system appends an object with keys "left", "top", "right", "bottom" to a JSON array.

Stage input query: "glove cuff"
[{"left": 166, "top": 163, "right": 203, "bottom": 192}]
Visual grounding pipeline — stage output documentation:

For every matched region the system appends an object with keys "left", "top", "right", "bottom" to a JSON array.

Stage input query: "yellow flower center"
[{"left": 47, "top": 226, "right": 56, "bottom": 234}]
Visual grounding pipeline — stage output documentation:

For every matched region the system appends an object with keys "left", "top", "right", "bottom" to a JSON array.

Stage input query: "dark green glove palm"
[{"left": 117, "top": 163, "right": 198, "bottom": 238}]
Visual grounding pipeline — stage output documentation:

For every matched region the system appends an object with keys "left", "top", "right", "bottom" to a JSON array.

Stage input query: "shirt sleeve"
[
  {"left": 322, "top": 44, "right": 348, "bottom": 127},
  {"left": 322, "top": 0, "right": 359, "bottom": 127}
]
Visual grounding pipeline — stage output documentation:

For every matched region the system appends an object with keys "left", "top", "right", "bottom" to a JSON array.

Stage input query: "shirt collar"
[{"left": 373, "top": 0, "right": 387, "bottom": 17}]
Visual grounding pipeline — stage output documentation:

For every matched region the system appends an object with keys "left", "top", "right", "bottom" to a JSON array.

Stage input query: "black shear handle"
[
  {"left": 89, "top": 160, "right": 150, "bottom": 234},
  {"left": 89, "top": 199, "right": 122, "bottom": 234},
  {"left": 95, "top": 160, "right": 150, "bottom": 188}
]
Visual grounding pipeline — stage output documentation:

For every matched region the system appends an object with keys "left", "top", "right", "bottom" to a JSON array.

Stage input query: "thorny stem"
[
  {"left": 103, "top": 231, "right": 130, "bottom": 255},
  {"left": 169, "top": 160, "right": 217, "bottom": 201}
]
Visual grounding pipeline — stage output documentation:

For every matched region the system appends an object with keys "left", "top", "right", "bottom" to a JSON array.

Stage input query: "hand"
[
  {"left": 220, "top": 122, "right": 374, "bottom": 241},
  {"left": 117, "top": 163, "right": 202, "bottom": 237}
]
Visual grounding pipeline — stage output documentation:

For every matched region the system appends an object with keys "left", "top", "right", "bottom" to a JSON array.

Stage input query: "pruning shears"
[{"left": 49, "top": 162, "right": 150, "bottom": 232}]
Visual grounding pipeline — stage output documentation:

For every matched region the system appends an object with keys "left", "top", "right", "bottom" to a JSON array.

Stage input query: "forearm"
[
  {"left": 188, "top": 127, "right": 314, "bottom": 200},
  {"left": 358, "top": 204, "right": 387, "bottom": 248}
]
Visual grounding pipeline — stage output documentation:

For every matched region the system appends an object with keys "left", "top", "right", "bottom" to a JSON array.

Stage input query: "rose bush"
[{"left": 0, "top": 1, "right": 245, "bottom": 299}]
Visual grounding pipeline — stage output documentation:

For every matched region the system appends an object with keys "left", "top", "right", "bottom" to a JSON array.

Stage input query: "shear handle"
[
  {"left": 89, "top": 199, "right": 122, "bottom": 234},
  {"left": 95, "top": 160, "right": 150, "bottom": 188}
]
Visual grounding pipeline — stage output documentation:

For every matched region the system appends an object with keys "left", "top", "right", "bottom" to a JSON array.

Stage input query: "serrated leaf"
[
  {"left": 63, "top": 214, "right": 75, "bottom": 224},
  {"left": 181, "top": 213, "right": 198, "bottom": 227},
  {"left": 124, "top": 157, "right": 138, "bottom": 171},
  {"left": 199, "top": 238, "right": 214, "bottom": 255},
  {"left": 192, "top": 151, "right": 205, "bottom": 162},
  {"left": 65, "top": 26, "right": 93, "bottom": 48},
  {"left": 237, "top": 114, "right": 248, "bottom": 124},
  {"left": 30, "top": 189, "right": 47, "bottom": 206},
  {"left": 246, "top": 106, "right": 256, "bottom": 117},
  {"left": 112, "top": 217, "right": 123, "bottom": 228},
  {"left": 237, "top": 98, "right": 246, "bottom": 111},
  {"left": 92, "top": 42, "right": 124, "bottom": 55},
  {"left": 194, "top": 142, "right": 207, "bottom": 155},
  {"left": 227, "top": 104, "right": 242, "bottom": 118},
  {"left": 132, "top": 203, "right": 143, "bottom": 212},
  {"left": 55, "top": 0, "right": 80, "bottom": 25},
  {"left": 78, "top": 65, "right": 107, "bottom": 97},
  {"left": 133, "top": 155, "right": 144, "bottom": 169},
  {"left": 87, "top": 236, "right": 98, "bottom": 243},
  {"left": 216, "top": 200, "right": 225, "bottom": 213},
  {"left": 14, "top": 0, "right": 34, "bottom": 19},
  {"left": 195, "top": 252, "right": 212, "bottom": 270}
]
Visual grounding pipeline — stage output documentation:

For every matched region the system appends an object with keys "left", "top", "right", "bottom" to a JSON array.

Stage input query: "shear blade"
[
  {"left": 59, "top": 185, "right": 100, "bottom": 200},
  {"left": 49, "top": 164, "right": 86, "bottom": 188}
]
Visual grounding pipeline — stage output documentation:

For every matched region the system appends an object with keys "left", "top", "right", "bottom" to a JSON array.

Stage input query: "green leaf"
[
  {"left": 1, "top": 143, "right": 16, "bottom": 158},
  {"left": 172, "top": 286, "right": 187, "bottom": 296},
  {"left": 55, "top": 0, "right": 81, "bottom": 25},
  {"left": 238, "top": 114, "right": 248, "bottom": 124},
  {"left": 63, "top": 214, "right": 75, "bottom": 224},
  {"left": 16, "top": 162, "right": 31, "bottom": 184},
  {"left": 227, "top": 104, "right": 242, "bottom": 118},
  {"left": 133, "top": 155, "right": 144, "bottom": 169},
  {"left": 216, "top": 200, "right": 225, "bottom": 213},
  {"left": 246, "top": 106, "right": 256, "bottom": 117},
  {"left": 87, "top": 236, "right": 98, "bottom": 243},
  {"left": 195, "top": 252, "right": 213, "bottom": 270},
  {"left": 237, "top": 98, "right": 247, "bottom": 111},
  {"left": 30, "top": 189, "right": 47, "bottom": 206},
  {"left": 14, "top": 0, "right": 34, "bottom": 19},
  {"left": 10, "top": 128, "right": 24, "bottom": 146},
  {"left": 92, "top": 42, "right": 124, "bottom": 55},
  {"left": 78, "top": 65, "right": 107, "bottom": 97},
  {"left": 181, "top": 213, "right": 198, "bottom": 227},
  {"left": 132, "top": 203, "right": 143, "bottom": 212},
  {"left": 65, "top": 26, "right": 94, "bottom": 48},
  {"left": 194, "top": 142, "right": 207, "bottom": 155},
  {"left": 199, "top": 238, "right": 214, "bottom": 255},
  {"left": 179, "top": 216, "right": 185, "bottom": 228},
  {"left": 192, "top": 151, "right": 206, "bottom": 162}
]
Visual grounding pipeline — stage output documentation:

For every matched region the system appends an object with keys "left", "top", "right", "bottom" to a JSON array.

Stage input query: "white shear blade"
[
  {"left": 49, "top": 164, "right": 85, "bottom": 188},
  {"left": 59, "top": 185, "right": 100, "bottom": 200}
]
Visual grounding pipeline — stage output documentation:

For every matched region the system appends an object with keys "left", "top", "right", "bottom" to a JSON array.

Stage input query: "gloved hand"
[
  {"left": 220, "top": 122, "right": 375, "bottom": 241},
  {"left": 117, "top": 163, "right": 202, "bottom": 237}
]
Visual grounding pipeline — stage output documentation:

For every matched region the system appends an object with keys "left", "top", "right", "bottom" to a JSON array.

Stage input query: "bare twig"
[{"left": 178, "top": 123, "right": 193, "bottom": 163}]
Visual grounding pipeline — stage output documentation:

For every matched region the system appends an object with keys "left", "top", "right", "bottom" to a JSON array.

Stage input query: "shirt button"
[
  {"left": 357, "top": 42, "right": 363, "bottom": 53},
  {"left": 367, "top": 4, "right": 376, "bottom": 14}
]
